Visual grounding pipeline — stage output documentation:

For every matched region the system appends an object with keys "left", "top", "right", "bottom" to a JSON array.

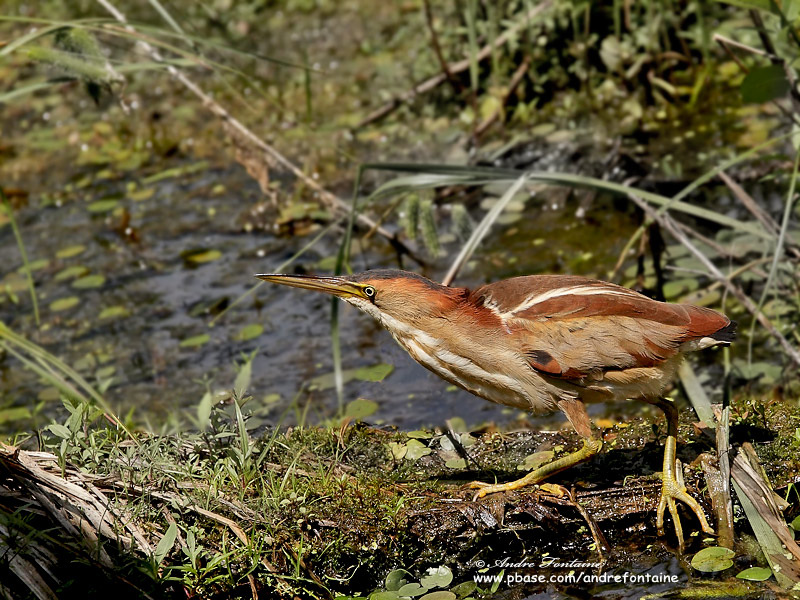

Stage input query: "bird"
[{"left": 257, "top": 269, "right": 735, "bottom": 550}]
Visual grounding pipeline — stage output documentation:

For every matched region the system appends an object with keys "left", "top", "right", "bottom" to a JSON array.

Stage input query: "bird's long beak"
[{"left": 256, "top": 273, "right": 363, "bottom": 299}]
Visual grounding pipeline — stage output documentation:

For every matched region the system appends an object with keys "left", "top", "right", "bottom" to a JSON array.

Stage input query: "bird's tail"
[{"left": 710, "top": 320, "right": 737, "bottom": 344}]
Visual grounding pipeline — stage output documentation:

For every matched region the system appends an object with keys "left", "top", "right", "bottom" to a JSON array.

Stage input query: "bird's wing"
[{"left": 472, "top": 275, "right": 732, "bottom": 380}]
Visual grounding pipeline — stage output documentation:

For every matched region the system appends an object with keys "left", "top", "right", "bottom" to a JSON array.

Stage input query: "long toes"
[
  {"left": 676, "top": 489, "right": 715, "bottom": 535},
  {"left": 467, "top": 480, "right": 496, "bottom": 500},
  {"left": 666, "top": 481, "right": 715, "bottom": 533},
  {"left": 666, "top": 497, "right": 685, "bottom": 551},
  {"left": 656, "top": 495, "right": 667, "bottom": 537},
  {"left": 656, "top": 478, "right": 715, "bottom": 550}
]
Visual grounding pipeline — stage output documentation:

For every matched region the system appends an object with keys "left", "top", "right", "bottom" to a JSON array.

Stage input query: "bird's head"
[{"left": 256, "top": 269, "right": 462, "bottom": 325}]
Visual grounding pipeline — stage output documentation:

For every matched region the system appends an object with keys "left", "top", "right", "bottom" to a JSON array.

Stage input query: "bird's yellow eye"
[{"left": 363, "top": 286, "right": 376, "bottom": 299}]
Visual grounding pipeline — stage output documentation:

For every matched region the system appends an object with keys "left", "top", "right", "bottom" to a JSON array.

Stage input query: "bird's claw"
[
  {"left": 468, "top": 480, "right": 501, "bottom": 501},
  {"left": 467, "top": 439, "right": 601, "bottom": 502},
  {"left": 467, "top": 479, "right": 567, "bottom": 502},
  {"left": 657, "top": 458, "right": 714, "bottom": 552}
]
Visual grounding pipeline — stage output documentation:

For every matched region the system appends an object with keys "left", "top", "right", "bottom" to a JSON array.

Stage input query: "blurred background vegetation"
[{"left": 1, "top": 0, "right": 797, "bottom": 434}]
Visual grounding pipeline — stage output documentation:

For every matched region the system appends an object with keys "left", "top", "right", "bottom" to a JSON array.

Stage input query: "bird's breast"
[{"left": 375, "top": 311, "right": 558, "bottom": 415}]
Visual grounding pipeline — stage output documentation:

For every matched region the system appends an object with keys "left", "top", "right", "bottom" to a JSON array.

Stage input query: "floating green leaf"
[
  {"left": 2, "top": 273, "right": 28, "bottom": 293},
  {"left": 142, "top": 161, "right": 209, "bottom": 185},
  {"left": 72, "top": 274, "right": 105, "bottom": 289},
  {"left": 450, "top": 582, "right": 477, "bottom": 598},
  {"left": 354, "top": 363, "right": 394, "bottom": 382},
  {"left": 735, "top": 361, "right": 783, "bottom": 384},
  {"left": 50, "top": 296, "right": 80, "bottom": 312},
  {"left": 315, "top": 255, "right": 338, "bottom": 271},
  {"left": 74, "top": 353, "right": 97, "bottom": 372},
  {"left": 735, "top": 566, "right": 772, "bottom": 581},
  {"left": 19, "top": 258, "right": 49, "bottom": 272},
  {"left": 385, "top": 569, "right": 411, "bottom": 592},
  {"left": 180, "top": 334, "right": 210, "bottom": 348},
  {"left": 397, "top": 583, "right": 427, "bottom": 597},
  {"left": 370, "top": 592, "right": 400, "bottom": 600},
  {"left": 663, "top": 278, "right": 699, "bottom": 299},
  {"left": 98, "top": 306, "right": 130, "bottom": 320},
  {"left": 128, "top": 187, "right": 155, "bottom": 201},
  {"left": 691, "top": 546, "right": 735, "bottom": 572},
  {"left": 95, "top": 365, "right": 116, "bottom": 380},
  {"left": 420, "top": 592, "right": 456, "bottom": 600},
  {"left": 233, "top": 323, "right": 263, "bottom": 342},
  {"left": 344, "top": 398, "right": 379, "bottom": 420},
  {"left": 309, "top": 363, "right": 394, "bottom": 391},
  {"left": 407, "top": 430, "right": 432, "bottom": 439},
  {"left": 87, "top": 198, "right": 119, "bottom": 213},
  {"left": 186, "top": 249, "right": 222, "bottom": 264},
  {"left": 447, "top": 417, "right": 467, "bottom": 433},
  {"left": 56, "top": 244, "right": 86, "bottom": 259},
  {"left": 421, "top": 566, "right": 453, "bottom": 589},
  {"left": 445, "top": 458, "right": 467, "bottom": 469},
  {"left": 55, "top": 265, "right": 89, "bottom": 282}
]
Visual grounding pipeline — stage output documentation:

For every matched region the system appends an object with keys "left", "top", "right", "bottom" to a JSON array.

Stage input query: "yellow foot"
[
  {"left": 657, "top": 457, "right": 714, "bottom": 552},
  {"left": 468, "top": 438, "right": 602, "bottom": 501},
  {"left": 468, "top": 480, "right": 567, "bottom": 501},
  {"left": 469, "top": 470, "right": 539, "bottom": 500},
  {"left": 644, "top": 398, "right": 715, "bottom": 551}
]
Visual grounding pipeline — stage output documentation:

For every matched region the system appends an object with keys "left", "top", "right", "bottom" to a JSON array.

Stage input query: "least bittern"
[{"left": 257, "top": 269, "right": 735, "bottom": 549}]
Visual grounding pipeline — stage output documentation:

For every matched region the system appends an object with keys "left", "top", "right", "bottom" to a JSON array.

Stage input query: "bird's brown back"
[{"left": 468, "top": 274, "right": 734, "bottom": 381}]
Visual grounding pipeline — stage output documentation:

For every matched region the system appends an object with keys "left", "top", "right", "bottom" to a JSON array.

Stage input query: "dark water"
[{"left": 1, "top": 147, "right": 662, "bottom": 432}]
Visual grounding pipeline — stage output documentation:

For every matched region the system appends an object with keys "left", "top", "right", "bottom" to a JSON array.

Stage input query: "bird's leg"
[
  {"left": 470, "top": 397, "right": 601, "bottom": 499},
  {"left": 646, "top": 398, "right": 714, "bottom": 551},
  {"left": 469, "top": 437, "right": 603, "bottom": 499}
]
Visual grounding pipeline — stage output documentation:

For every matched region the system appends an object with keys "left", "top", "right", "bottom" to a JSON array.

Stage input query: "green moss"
[
  {"left": 731, "top": 394, "right": 800, "bottom": 487},
  {"left": 4, "top": 391, "right": 800, "bottom": 598}
]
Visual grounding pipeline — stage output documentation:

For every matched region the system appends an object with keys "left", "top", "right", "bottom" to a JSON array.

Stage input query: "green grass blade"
[
  {"left": 2, "top": 189, "right": 39, "bottom": 326},
  {"left": 678, "top": 361, "right": 715, "bottom": 428},
  {"left": 145, "top": 0, "right": 189, "bottom": 41},
  {"left": 0, "top": 15, "right": 311, "bottom": 72},
  {"left": 747, "top": 149, "right": 800, "bottom": 360},
  {"left": 0, "top": 80, "right": 66, "bottom": 103},
  {"left": 328, "top": 167, "right": 370, "bottom": 412},
  {"left": 364, "top": 163, "right": 771, "bottom": 239},
  {"left": 0, "top": 321, "right": 135, "bottom": 442},
  {"left": 0, "top": 18, "right": 110, "bottom": 57},
  {"left": 443, "top": 171, "right": 530, "bottom": 285},
  {"left": 0, "top": 341, "right": 89, "bottom": 404}
]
